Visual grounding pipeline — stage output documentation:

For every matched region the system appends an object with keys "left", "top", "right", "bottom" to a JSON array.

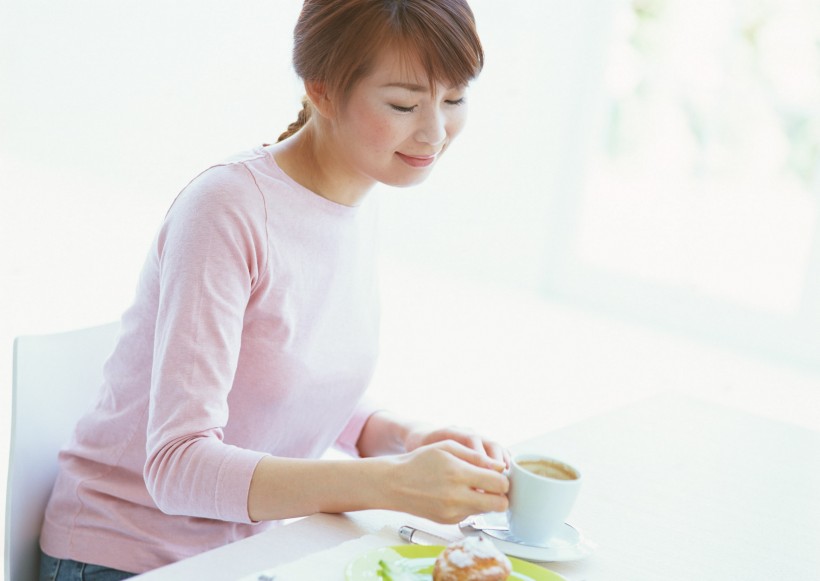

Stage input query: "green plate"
[{"left": 345, "top": 544, "right": 567, "bottom": 580}]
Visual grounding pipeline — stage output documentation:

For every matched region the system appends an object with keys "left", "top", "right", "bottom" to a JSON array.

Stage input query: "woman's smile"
[{"left": 395, "top": 151, "right": 438, "bottom": 168}]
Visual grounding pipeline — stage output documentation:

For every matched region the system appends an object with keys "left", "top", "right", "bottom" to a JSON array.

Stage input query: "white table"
[{"left": 134, "top": 393, "right": 820, "bottom": 580}]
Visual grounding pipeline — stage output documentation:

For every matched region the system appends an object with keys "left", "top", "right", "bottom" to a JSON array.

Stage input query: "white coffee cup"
[{"left": 506, "top": 453, "right": 581, "bottom": 546}]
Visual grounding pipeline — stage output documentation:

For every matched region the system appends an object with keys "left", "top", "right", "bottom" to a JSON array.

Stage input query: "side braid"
[{"left": 277, "top": 96, "right": 312, "bottom": 142}]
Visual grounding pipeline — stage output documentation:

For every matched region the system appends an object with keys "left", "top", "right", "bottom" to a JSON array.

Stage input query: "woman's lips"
[{"left": 396, "top": 152, "right": 437, "bottom": 168}]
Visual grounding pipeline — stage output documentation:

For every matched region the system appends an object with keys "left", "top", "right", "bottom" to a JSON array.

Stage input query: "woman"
[{"left": 39, "top": 1, "right": 508, "bottom": 578}]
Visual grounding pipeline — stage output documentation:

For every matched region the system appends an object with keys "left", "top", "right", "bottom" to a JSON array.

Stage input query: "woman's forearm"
[
  {"left": 247, "top": 437, "right": 510, "bottom": 524},
  {"left": 246, "top": 455, "right": 392, "bottom": 522},
  {"left": 246, "top": 411, "right": 512, "bottom": 524},
  {"left": 247, "top": 411, "right": 420, "bottom": 522}
]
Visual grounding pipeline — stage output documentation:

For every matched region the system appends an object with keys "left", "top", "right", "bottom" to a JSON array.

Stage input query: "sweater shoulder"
[{"left": 167, "top": 149, "right": 270, "bottom": 221}]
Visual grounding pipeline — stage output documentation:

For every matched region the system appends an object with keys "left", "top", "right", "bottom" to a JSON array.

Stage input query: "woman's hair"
[{"left": 277, "top": 0, "right": 484, "bottom": 142}]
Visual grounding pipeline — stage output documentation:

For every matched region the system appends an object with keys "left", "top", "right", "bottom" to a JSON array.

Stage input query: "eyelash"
[{"left": 390, "top": 98, "right": 465, "bottom": 113}]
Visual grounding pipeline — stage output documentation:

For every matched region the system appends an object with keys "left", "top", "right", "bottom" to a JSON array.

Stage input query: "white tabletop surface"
[{"left": 133, "top": 392, "right": 820, "bottom": 580}]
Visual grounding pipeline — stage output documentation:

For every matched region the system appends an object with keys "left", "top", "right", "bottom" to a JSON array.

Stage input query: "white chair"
[{"left": 5, "top": 322, "right": 120, "bottom": 581}]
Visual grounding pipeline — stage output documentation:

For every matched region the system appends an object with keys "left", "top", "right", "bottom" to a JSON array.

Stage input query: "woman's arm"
[
  {"left": 144, "top": 164, "right": 272, "bottom": 522},
  {"left": 246, "top": 442, "right": 508, "bottom": 524},
  {"left": 247, "top": 411, "right": 510, "bottom": 524}
]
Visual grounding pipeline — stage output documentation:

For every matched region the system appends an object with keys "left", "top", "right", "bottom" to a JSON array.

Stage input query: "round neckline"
[{"left": 258, "top": 144, "right": 366, "bottom": 215}]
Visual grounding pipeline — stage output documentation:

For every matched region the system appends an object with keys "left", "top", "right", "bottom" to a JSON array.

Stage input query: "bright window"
[{"left": 549, "top": 0, "right": 820, "bottom": 367}]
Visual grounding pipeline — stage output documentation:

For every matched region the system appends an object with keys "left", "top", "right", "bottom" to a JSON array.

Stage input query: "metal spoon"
[
  {"left": 459, "top": 516, "right": 510, "bottom": 532},
  {"left": 398, "top": 525, "right": 458, "bottom": 546}
]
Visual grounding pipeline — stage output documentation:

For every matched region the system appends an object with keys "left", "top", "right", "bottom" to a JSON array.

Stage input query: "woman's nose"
[{"left": 416, "top": 108, "right": 447, "bottom": 146}]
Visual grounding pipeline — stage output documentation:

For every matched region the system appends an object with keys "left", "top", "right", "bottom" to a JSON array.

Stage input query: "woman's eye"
[
  {"left": 445, "top": 97, "right": 466, "bottom": 106},
  {"left": 390, "top": 104, "right": 417, "bottom": 113}
]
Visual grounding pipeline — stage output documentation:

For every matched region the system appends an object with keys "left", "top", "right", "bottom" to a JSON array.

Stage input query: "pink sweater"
[{"left": 40, "top": 146, "right": 381, "bottom": 573}]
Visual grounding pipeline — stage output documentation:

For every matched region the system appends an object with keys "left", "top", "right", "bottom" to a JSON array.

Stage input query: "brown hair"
[{"left": 277, "top": 0, "right": 484, "bottom": 142}]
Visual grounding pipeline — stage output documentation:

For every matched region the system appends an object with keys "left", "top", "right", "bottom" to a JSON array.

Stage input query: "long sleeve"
[
  {"left": 333, "top": 397, "right": 382, "bottom": 457},
  {"left": 41, "top": 146, "right": 381, "bottom": 573},
  {"left": 143, "top": 163, "right": 269, "bottom": 522}
]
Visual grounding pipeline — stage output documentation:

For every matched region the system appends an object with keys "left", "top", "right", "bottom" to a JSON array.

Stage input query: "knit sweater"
[{"left": 40, "top": 146, "right": 381, "bottom": 573}]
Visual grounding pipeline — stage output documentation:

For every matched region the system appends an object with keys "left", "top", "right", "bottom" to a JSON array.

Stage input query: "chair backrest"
[{"left": 5, "top": 322, "right": 120, "bottom": 581}]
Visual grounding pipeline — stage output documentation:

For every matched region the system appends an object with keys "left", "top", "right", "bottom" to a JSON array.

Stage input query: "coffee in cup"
[
  {"left": 517, "top": 459, "right": 578, "bottom": 481},
  {"left": 506, "top": 453, "right": 581, "bottom": 546}
]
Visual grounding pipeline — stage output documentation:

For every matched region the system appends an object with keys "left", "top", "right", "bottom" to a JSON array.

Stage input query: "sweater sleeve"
[
  {"left": 333, "top": 397, "right": 382, "bottom": 458},
  {"left": 143, "top": 163, "right": 269, "bottom": 523}
]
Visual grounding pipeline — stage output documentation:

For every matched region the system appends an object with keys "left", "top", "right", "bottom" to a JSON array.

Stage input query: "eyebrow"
[{"left": 380, "top": 82, "right": 428, "bottom": 92}]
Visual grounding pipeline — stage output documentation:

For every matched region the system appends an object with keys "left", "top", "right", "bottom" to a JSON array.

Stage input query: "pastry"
[{"left": 433, "top": 536, "right": 512, "bottom": 581}]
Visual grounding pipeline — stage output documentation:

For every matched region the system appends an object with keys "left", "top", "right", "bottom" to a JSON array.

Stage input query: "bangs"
[
  {"left": 385, "top": 1, "right": 484, "bottom": 91},
  {"left": 304, "top": 1, "right": 484, "bottom": 101}
]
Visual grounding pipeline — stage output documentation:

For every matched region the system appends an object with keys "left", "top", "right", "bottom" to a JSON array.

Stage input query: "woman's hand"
[
  {"left": 354, "top": 411, "right": 511, "bottom": 523},
  {"left": 403, "top": 423, "right": 511, "bottom": 470},
  {"left": 248, "top": 414, "right": 510, "bottom": 524},
  {"left": 356, "top": 411, "right": 510, "bottom": 468},
  {"left": 383, "top": 439, "right": 509, "bottom": 524}
]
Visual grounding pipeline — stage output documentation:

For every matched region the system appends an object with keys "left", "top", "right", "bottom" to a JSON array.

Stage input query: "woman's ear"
[{"left": 305, "top": 80, "right": 336, "bottom": 119}]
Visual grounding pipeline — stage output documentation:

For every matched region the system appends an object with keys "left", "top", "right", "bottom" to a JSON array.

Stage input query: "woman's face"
[{"left": 327, "top": 49, "right": 470, "bottom": 192}]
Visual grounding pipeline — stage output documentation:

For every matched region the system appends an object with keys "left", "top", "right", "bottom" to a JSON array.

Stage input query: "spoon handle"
[
  {"left": 459, "top": 518, "right": 510, "bottom": 531},
  {"left": 399, "top": 525, "right": 458, "bottom": 546}
]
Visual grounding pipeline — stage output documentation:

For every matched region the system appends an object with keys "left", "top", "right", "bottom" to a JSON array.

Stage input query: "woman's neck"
[{"left": 273, "top": 125, "right": 373, "bottom": 207}]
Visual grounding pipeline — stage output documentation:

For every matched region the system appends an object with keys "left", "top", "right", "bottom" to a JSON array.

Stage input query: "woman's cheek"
[{"left": 448, "top": 108, "right": 468, "bottom": 141}]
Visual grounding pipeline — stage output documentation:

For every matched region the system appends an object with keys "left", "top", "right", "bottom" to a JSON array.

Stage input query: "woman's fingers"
[
  {"left": 436, "top": 444, "right": 510, "bottom": 518},
  {"left": 466, "top": 484, "right": 509, "bottom": 515},
  {"left": 484, "top": 439, "right": 511, "bottom": 469},
  {"left": 389, "top": 441, "right": 510, "bottom": 523},
  {"left": 409, "top": 425, "right": 509, "bottom": 470},
  {"left": 423, "top": 440, "right": 509, "bottom": 496},
  {"left": 435, "top": 438, "right": 507, "bottom": 473}
]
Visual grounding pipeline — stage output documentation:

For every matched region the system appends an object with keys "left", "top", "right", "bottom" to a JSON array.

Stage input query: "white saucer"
[{"left": 459, "top": 512, "right": 596, "bottom": 562}]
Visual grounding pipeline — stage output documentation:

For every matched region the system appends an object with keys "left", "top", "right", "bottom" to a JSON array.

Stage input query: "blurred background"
[{"left": 3, "top": 0, "right": 820, "bottom": 554}]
